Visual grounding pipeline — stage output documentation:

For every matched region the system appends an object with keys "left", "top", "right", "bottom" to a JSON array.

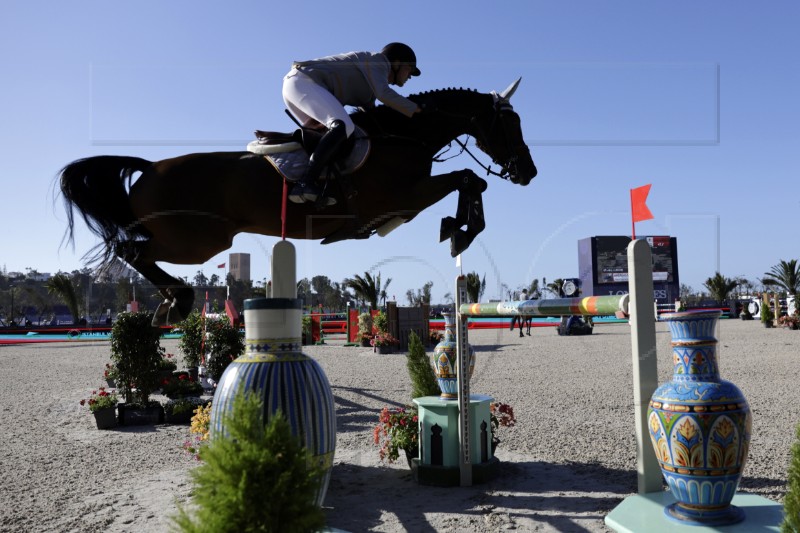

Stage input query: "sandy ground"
[{"left": 0, "top": 318, "right": 796, "bottom": 532}]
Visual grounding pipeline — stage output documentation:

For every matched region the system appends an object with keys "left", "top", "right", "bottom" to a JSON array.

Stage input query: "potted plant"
[
  {"left": 103, "top": 363, "right": 119, "bottom": 388},
  {"left": 373, "top": 311, "right": 389, "bottom": 335},
  {"left": 177, "top": 309, "right": 204, "bottom": 380},
  {"left": 489, "top": 401, "right": 517, "bottom": 452},
  {"left": 779, "top": 314, "right": 800, "bottom": 330},
  {"left": 183, "top": 402, "right": 212, "bottom": 460},
  {"left": 173, "top": 392, "right": 326, "bottom": 532},
  {"left": 164, "top": 396, "right": 209, "bottom": 425},
  {"left": 80, "top": 387, "right": 119, "bottom": 429},
  {"left": 205, "top": 315, "right": 245, "bottom": 383},
  {"left": 373, "top": 406, "right": 419, "bottom": 466},
  {"left": 782, "top": 422, "right": 800, "bottom": 532},
  {"left": 371, "top": 332, "right": 399, "bottom": 354},
  {"left": 357, "top": 312, "right": 373, "bottom": 347},
  {"left": 301, "top": 315, "right": 313, "bottom": 345},
  {"left": 158, "top": 352, "right": 179, "bottom": 383},
  {"left": 760, "top": 302, "right": 775, "bottom": 328},
  {"left": 161, "top": 372, "right": 204, "bottom": 399},
  {"left": 110, "top": 311, "right": 166, "bottom": 425}
]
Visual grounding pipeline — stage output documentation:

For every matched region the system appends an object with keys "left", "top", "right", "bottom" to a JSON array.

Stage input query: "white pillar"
[{"left": 627, "top": 239, "right": 662, "bottom": 493}]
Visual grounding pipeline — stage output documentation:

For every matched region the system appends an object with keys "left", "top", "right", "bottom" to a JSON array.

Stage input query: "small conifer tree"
[
  {"left": 173, "top": 391, "right": 325, "bottom": 533},
  {"left": 783, "top": 422, "right": 800, "bottom": 532},
  {"left": 406, "top": 331, "right": 440, "bottom": 399}
]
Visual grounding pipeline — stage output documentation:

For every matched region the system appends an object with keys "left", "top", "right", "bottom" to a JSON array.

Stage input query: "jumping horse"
[{"left": 60, "top": 79, "right": 537, "bottom": 325}]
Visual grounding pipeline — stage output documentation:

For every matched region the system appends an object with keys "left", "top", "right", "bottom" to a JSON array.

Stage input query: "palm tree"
[
  {"left": 464, "top": 272, "right": 485, "bottom": 303},
  {"left": 45, "top": 273, "right": 81, "bottom": 324},
  {"left": 527, "top": 279, "right": 541, "bottom": 299},
  {"left": 546, "top": 278, "right": 565, "bottom": 298},
  {"left": 763, "top": 259, "right": 800, "bottom": 297},
  {"left": 703, "top": 273, "right": 739, "bottom": 304},
  {"left": 343, "top": 272, "right": 391, "bottom": 310}
]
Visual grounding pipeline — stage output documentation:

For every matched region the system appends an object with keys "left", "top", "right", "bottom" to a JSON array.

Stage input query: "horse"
[{"left": 59, "top": 80, "right": 537, "bottom": 325}]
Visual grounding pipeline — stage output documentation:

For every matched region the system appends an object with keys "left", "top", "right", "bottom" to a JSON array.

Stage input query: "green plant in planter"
[
  {"left": 406, "top": 331, "right": 439, "bottom": 399},
  {"left": 173, "top": 391, "right": 325, "bottom": 532},
  {"left": 358, "top": 312, "right": 373, "bottom": 338},
  {"left": 110, "top": 312, "right": 165, "bottom": 404},
  {"left": 783, "top": 422, "right": 800, "bottom": 533},
  {"left": 302, "top": 314, "right": 313, "bottom": 345},
  {"left": 205, "top": 316, "right": 245, "bottom": 382},
  {"left": 177, "top": 309, "right": 205, "bottom": 370},
  {"left": 761, "top": 302, "right": 775, "bottom": 325},
  {"left": 373, "top": 310, "right": 388, "bottom": 333}
]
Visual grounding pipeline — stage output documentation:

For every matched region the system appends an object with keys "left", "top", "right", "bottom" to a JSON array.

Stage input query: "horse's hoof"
[
  {"left": 450, "top": 229, "right": 471, "bottom": 257},
  {"left": 440, "top": 216, "right": 457, "bottom": 242},
  {"left": 173, "top": 287, "right": 195, "bottom": 323}
]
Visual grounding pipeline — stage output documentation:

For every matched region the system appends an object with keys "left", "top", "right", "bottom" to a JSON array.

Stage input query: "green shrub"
[
  {"left": 373, "top": 311, "right": 388, "bottom": 333},
  {"left": 110, "top": 312, "right": 164, "bottom": 404},
  {"left": 783, "top": 422, "right": 800, "bottom": 533},
  {"left": 406, "top": 331, "right": 439, "bottom": 399},
  {"left": 205, "top": 316, "right": 245, "bottom": 382},
  {"left": 177, "top": 309, "right": 205, "bottom": 369},
  {"left": 173, "top": 391, "right": 325, "bottom": 533}
]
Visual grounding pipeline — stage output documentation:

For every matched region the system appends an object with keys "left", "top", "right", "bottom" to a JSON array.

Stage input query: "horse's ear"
[{"left": 499, "top": 77, "right": 522, "bottom": 101}]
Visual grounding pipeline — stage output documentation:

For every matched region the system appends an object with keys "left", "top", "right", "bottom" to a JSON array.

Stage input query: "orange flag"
[{"left": 630, "top": 184, "right": 654, "bottom": 239}]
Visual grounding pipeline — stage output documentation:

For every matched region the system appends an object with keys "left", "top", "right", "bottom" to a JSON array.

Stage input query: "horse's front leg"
[{"left": 435, "top": 170, "right": 488, "bottom": 257}]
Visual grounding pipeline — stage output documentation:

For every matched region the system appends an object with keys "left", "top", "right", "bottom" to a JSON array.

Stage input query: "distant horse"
[{"left": 60, "top": 80, "right": 537, "bottom": 325}]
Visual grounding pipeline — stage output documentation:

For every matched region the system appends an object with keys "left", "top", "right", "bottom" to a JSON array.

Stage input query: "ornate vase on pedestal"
[
  {"left": 432, "top": 312, "right": 475, "bottom": 399},
  {"left": 647, "top": 310, "right": 751, "bottom": 526},
  {"left": 210, "top": 298, "right": 336, "bottom": 506}
]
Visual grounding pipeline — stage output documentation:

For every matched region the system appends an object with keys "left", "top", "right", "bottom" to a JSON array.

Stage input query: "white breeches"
[{"left": 282, "top": 69, "right": 355, "bottom": 136}]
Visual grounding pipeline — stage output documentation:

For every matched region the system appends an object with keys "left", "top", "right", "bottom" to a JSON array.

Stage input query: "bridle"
[{"left": 433, "top": 100, "right": 520, "bottom": 181}]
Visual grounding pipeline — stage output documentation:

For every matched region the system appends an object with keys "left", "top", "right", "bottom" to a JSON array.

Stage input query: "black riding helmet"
[{"left": 381, "top": 42, "right": 421, "bottom": 76}]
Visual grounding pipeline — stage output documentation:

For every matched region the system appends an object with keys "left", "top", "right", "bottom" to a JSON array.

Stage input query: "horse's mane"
[{"left": 351, "top": 87, "right": 493, "bottom": 133}]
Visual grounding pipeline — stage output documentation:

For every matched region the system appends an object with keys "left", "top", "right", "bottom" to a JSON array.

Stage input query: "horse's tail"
[{"left": 59, "top": 155, "right": 152, "bottom": 268}]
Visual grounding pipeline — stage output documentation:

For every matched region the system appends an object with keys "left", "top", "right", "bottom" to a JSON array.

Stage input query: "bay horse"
[{"left": 60, "top": 80, "right": 537, "bottom": 325}]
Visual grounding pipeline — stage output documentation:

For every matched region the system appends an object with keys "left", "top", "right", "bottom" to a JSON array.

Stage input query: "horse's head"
[
  {"left": 473, "top": 79, "right": 537, "bottom": 185},
  {"left": 410, "top": 81, "right": 537, "bottom": 186}
]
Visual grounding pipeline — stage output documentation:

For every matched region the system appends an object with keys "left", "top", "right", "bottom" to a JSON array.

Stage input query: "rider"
[{"left": 282, "top": 42, "right": 422, "bottom": 205}]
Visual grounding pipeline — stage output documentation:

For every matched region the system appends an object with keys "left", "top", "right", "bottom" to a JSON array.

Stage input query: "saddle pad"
[
  {"left": 250, "top": 126, "right": 370, "bottom": 183},
  {"left": 246, "top": 140, "right": 302, "bottom": 154}
]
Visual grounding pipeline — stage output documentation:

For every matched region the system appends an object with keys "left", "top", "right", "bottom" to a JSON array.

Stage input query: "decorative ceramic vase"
[
  {"left": 432, "top": 312, "right": 475, "bottom": 399},
  {"left": 210, "top": 298, "right": 336, "bottom": 507},
  {"left": 647, "top": 310, "right": 751, "bottom": 526}
]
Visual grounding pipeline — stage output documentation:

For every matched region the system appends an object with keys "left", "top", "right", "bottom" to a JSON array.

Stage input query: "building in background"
[{"left": 229, "top": 253, "right": 251, "bottom": 282}]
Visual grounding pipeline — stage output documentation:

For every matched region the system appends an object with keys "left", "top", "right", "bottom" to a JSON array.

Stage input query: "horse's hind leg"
[{"left": 117, "top": 241, "right": 195, "bottom": 326}]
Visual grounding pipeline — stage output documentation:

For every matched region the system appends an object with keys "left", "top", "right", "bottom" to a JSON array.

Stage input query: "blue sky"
[{"left": 1, "top": 1, "right": 798, "bottom": 303}]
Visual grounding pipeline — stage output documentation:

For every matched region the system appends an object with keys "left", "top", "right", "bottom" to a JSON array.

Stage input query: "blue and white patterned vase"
[
  {"left": 432, "top": 312, "right": 475, "bottom": 399},
  {"left": 210, "top": 297, "right": 336, "bottom": 506},
  {"left": 647, "top": 310, "right": 751, "bottom": 526}
]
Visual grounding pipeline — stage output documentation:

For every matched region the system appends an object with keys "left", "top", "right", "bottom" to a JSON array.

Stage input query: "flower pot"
[
  {"left": 165, "top": 409, "right": 195, "bottom": 424},
  {"left": 188, "top": 366, "right": 199, "bottom": 381},
  {"left": 432, "top": 312, "right": 475, "bottom": 399},
  {"left": 211, "top": 297, "right": 336, "bottom": 507},
  {"left": 118, "top": 402, "right": 165, "bottom": 426},
  {"left": 404, "top": 446, "right": 419, "bottom": 469},
  {"left": 647, "top": 310, "right": 751, "bottom": 526},
  {"left": 375, "top": 345, "right": 393, "bottom": 354},
  {"left": 360, "top": 337, "right": 371, "bottom": 347},
  {"left": 93, "top": 406, "right": 118, "bottom": 430}
]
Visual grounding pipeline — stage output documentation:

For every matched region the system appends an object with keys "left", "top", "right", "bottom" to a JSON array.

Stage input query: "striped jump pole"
[{"left": 458, "top": 294, "right": 629, "bottom": 318}]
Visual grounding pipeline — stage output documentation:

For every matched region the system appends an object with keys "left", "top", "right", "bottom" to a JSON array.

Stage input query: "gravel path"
[{"left": 0, "top": 318, "right": 796, "bottom": 532}]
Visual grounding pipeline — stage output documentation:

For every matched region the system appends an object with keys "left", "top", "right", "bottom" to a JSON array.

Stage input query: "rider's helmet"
[{"left": 381, "top": 42, "right": 421, "bottom": 76}]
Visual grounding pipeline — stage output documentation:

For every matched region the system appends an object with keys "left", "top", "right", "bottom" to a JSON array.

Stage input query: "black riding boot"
[{"left": 289, "top": 119, "right": 348, "bottom": 205}]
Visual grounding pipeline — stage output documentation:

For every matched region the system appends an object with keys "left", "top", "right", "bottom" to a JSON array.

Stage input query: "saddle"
[{"left": 247, "top": 125, "right": 370, "bottom": 184}]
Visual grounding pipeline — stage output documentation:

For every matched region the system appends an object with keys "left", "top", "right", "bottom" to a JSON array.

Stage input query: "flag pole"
[{"left": 630, "top": 189, "right": 636, "bottom": 240}]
